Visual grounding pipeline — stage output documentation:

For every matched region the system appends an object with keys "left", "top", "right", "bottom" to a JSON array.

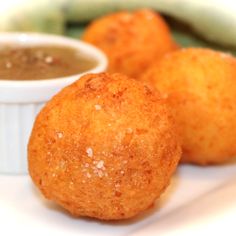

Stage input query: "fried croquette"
[
  {"left": 82, "top": 9, "right": 178, "bottom": 78},
  {"left": 28, "top": 72, "right": 181, "bottom": 220},
  {"left": 141, "top": 48, "right": 236, "bottom": 165}
]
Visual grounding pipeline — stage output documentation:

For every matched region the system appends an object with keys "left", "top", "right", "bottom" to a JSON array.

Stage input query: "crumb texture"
[{"left": 28, "top": 72, "right": 181, "bottom": 220}]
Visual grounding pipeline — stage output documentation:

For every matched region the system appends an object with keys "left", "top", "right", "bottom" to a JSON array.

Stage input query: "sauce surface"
[{"left": 0, "top": 45, "right": 97, "bottom": 80}]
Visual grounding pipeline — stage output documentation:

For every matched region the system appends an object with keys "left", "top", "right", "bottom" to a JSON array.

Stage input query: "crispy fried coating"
[
  {"left": 141, "top": 48, "right": 236, "bottom": 165},
  {"left": 82, "top": 9, "right": 178, "bottom": 78},
  {"left": 28, "top": 73, "right": 181, "bottom": 220}
]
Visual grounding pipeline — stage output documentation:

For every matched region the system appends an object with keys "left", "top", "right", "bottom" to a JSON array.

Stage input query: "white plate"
[{"left": 0, "top": 162, "right": 236, "bottom": 236}]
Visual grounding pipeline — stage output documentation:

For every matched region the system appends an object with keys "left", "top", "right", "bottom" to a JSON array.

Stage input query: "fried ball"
[
  {"left": 28, "top": 72, "right": 181, "bottom": 220},
  {"left": 141, "top": 48, "right": 236, "bottom": 165},
  {"left": 82, "top": 9, "right": 178, "bottom": 78}
]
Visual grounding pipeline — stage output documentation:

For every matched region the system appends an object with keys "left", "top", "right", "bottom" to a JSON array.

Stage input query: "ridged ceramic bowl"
[{"left": 0, "top": 33, "right": 107, "bottom": 174}]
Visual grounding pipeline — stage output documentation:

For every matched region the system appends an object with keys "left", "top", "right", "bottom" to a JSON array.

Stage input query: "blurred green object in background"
[
  {"left": 64, "top": 0, "right": 236, "bottom": 49},
  {"left": 1, "top": 0, "right": 236, "bottom": 51},
  {"left": 0, "top": 0, "right": 65, "bottom": 34}
]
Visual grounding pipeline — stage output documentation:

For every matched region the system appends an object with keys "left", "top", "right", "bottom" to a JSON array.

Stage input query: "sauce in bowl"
[
  {"left": 0, "top": 33, "right": 107, "bottom": 174},
  {"left": 0, "top": 45, "right": 97, "bottom": 80}
]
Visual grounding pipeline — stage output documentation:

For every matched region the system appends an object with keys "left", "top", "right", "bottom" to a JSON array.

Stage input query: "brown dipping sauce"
[{"left": 0, "top": 45, "right": 97, "bottom": 80}]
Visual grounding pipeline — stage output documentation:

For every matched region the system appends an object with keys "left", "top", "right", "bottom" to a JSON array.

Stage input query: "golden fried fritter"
[
  {"left": 28, "top": 72, "right": 181, "bottom": 220},
  {"left": 82, "top": 9, "right": 178, "bottom": 78},
  {"left": 141, "top": 48, "right": 236, "bottom": 165}
]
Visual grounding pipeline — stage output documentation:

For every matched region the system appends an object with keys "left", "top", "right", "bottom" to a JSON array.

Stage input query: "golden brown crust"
[
  {"left": 82, "top": 9, "right": 178, "bottom": 78},
  {"left": 141, "top": 48, "right": 236, "bottom": 165},
  {"left": 28, "top": 72, "right": 181, "bottom": 220}
]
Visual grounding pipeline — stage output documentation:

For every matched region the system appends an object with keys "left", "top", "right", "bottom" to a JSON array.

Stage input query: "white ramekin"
[{"left": 0, "top": 33, "right": 107, "bottom": 174}]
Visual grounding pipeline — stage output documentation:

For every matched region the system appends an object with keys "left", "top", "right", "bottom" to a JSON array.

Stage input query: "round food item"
[
  {"left": 28, "top": 72, "right": 181, "bottom": 220},
  {"left": 82, "top": 9, "right": 178, "bottom": 78},
  {"left": 141, "top": 48, "right": 236, "bottom": 165}
]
